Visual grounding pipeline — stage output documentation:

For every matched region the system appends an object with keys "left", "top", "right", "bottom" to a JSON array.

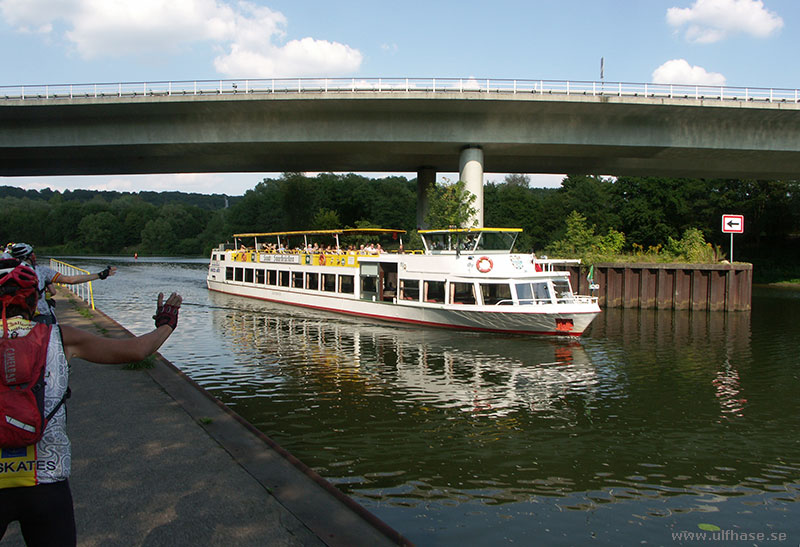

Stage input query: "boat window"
[
  {"left": 450, "top": 282, "right": 476, "bottom": 305},
  {"left": 516, "top": 282, "right": 551, "bottom": 305},
  {"left": 255, "top": 269, "right": 265, "bottom": 284},
  {"left": 516, "top": 283, "right": 532, "bottom": 304},
  {"left": 552, "top": 279, "right": 574, "bottom": 303},
  {"left": 226, "top": 267, "right": 234, "bottom": 281},
  {"left": 339, "top": 275, "right": 355, "bottom": 294},
  {"left": 423, "top": 280, "right": 445, "bottom": 303},
  {"left": 292, "top": 271, "right": 303, "bottom": 288},
  {"left": 279, "top": 271, "right": 290, "bottom": 287},
  {"left": 399, "top": 279, "right": 419, "bottom": 301},
  {"left": 478, "top": 231, "right": 517, "bottom": 252},
  {"left": 360, "top": 263, "right": 379, "bottom": 276},
  {"left": 234, "top": 267, "right": 244, "bottom": 282},
  {"left": 533, "top": 282, "right": 551, "bottom": 302},
  {"left": 322, "top": 273, "right": 337, "bottom": 292},
  {"left": 267, "top": 270, "right": 277, "bottom": 285},
  {"left": 362, "top": 276, "right": 377, "bottom": 292},
  {"left": 245, "top": 268, "right": 254, "bottom": 283},
  {"left": 425, "top": 234, "right": 450, "bottom": 253},
  {"left": 306, "top": 272, "right": 319, "bottom": 290},
  {"left": 481, "top": 283, "right": 512, "bottom": 305}
]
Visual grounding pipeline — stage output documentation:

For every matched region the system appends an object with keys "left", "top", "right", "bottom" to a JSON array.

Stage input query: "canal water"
[{"left": 57, "top": 257, "right": 799, "bottom": 545}]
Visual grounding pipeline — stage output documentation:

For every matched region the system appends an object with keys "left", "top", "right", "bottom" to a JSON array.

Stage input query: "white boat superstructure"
[{"left": 206, "top": 228, "right": 601, "bottom": 336}]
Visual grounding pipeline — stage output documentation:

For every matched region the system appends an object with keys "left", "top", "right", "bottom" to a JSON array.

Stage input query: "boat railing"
[
  {"left": 230, "top": 247, "right": 413, "bottom": 262},
  {"left": 49, "top": 258, "right": 96, "bottom": 309},
  {"left": 535, "top": 258, "right": 582, "bottom": 273},
  {"left": 555, "top": 295, "right": 598, "bottom": 305},
  {"left": 514, "top": 298, "right": 556, "bottom": 306}
]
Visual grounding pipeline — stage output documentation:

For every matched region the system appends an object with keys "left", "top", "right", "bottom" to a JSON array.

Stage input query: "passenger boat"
[{"left": 206, "top": 228, "right": 601, "bottom": 336}]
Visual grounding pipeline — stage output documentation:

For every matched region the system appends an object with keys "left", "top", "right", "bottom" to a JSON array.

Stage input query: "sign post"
[{"left": 721, "top": 214, "right": 744, "bottom": 262}]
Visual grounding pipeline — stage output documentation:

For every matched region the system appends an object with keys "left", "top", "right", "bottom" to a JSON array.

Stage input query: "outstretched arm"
[
  {"left": 61, "top": 292, "right": 181, "bottom": 364},
  {"left": 57, "top": 266, "right": 117, "bottom": 285}
]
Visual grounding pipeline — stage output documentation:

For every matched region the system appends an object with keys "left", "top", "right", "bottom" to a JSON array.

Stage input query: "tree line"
[{"left": 2, "top": 173, "right": 798, "bottom": 280}]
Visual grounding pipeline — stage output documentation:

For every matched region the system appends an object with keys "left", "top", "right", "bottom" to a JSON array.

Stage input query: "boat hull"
[{"left": 207, "top": 279, "right": 599, "bottom": 336}]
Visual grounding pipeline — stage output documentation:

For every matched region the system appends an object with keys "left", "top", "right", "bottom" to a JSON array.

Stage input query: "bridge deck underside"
[{"left": 2, "top": 93, "right": 800, "bottom": 178}]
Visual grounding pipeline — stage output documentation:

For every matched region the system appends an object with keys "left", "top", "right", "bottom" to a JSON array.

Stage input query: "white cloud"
[
  {"left": 652, "top": 59, "right": 726, "bottom": 85},
  {"left": 667, "top": 0, "right": 783, "bottom": 43},
  {"left": 214, "top": 36, "right": 362, "bottom": 78},
  {"left": 0, "top": 0, "right": 362, "bottom": 77}
]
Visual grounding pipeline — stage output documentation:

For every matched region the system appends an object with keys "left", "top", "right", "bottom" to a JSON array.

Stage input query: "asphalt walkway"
[{"left": 3, "top": 294, "right": 407, "bottom": 546}]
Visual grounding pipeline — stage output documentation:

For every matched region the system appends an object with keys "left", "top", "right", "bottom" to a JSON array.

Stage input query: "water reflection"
[
  {"left": 588, "top": 307, "right": 753, "bottom": 422},
  {"left": 208, "top": 290, "right": 602, "bottom": 419}
]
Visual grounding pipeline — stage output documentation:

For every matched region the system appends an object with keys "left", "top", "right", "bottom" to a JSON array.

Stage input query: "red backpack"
[{"left": 0, "top": 323, "right": 68, "bottom": 448}]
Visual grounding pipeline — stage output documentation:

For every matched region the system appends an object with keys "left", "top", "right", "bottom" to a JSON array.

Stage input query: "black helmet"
[{"left": 10, "top": 242, "right": 34, "bottom": 260}]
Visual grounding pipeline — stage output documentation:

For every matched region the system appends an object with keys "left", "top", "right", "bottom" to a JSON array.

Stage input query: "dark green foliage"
[{"left": 1, "top": 175, "right": 799, "bottom": 283}]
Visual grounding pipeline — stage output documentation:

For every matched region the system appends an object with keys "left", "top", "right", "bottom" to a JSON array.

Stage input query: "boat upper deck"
[{"left": 418, "top": 228, "right": 522, "bottom": 255}]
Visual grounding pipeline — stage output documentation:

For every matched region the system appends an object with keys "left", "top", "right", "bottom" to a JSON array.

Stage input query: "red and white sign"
[{"left": 722, "top": 214, "right": 744, "bottom": 234}]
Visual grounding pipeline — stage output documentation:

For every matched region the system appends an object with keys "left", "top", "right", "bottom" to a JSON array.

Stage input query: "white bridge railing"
[{"left": 2, "top": 78, "right": 799, "bottom": 104}]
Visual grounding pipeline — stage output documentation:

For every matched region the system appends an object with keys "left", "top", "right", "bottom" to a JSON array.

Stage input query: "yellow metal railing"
[{"left": 49, "top": 258, "right": 96, "bottom": 309}]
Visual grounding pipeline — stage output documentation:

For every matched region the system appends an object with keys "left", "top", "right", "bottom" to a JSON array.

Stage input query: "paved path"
[{"left": 3, "top": 295, "right": 407, "bottom": 546}]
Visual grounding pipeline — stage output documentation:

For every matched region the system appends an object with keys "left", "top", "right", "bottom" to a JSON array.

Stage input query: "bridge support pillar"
[
  {"left": 459, "top": 146, "right": 484, "bottom": 228},
  {"left": 416, "top": 167, "right": 436, "bottom": 230}
]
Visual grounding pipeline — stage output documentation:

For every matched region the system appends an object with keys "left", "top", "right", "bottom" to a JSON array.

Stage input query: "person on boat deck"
[
  {"left": 532, "top": 252, "right": 543, "bottom": 272},
  {"left": 0, "top": 258, "right": 182, "bottom": 546},
  {"left": 10, "top": 243, "right": 117, "bottom": 325}
]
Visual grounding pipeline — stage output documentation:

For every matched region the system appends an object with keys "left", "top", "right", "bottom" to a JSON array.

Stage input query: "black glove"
[
  {"left": 97, "top": 266, "right": 112, "bottom": 280},
  {"left": 153, "top": 301, "right": 179, "bottom": 330}
]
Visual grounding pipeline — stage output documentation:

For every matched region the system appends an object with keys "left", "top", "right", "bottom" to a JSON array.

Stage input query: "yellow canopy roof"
[
  {"left": 418, "top": 227, "right": 522, "bottom": 234},
  {"left": 233, "top": 228, "right": 406, "bottom": 238}
]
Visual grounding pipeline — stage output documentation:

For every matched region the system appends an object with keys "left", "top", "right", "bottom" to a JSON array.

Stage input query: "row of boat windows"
[
  {"left": 226, "top": 266, "right": 569, "bottom": 305},
  {"left": 227, "top": 267, "right": 355, "bottom": 293},
  {"left": 408, "top": 280, "right": 558, "bottom": 305}
]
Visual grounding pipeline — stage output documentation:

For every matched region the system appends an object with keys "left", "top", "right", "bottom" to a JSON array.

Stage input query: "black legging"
[{"left": 0, "top": 480, "right": 76, "bottom": 547}]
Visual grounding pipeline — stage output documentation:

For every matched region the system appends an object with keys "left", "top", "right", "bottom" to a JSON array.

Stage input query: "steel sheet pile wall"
[{"left": 558, "top": 262, "right": 752, "bottom": 311}]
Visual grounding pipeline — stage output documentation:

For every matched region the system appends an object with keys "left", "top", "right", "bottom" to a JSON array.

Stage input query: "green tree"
[
  {"left": 547, "top": 211, "right": 626, "bottom": 261},
  {"left": 78, "top": 211, "right": 122, "bottom": 252},
  {"left": 557, "top": 175, "right": 618, "bottom": 233},
  {"left": 312, "top": 208, "right": 341, "bottom": 229},
  {"left": 425, "top": 179, "right": 477, "bottom": 229},
  {"left": 140, "top": 217, "right": 178, "bottom": 254},
  {"left": 504, "top": 174, "right": 530, "bottom": 187}
]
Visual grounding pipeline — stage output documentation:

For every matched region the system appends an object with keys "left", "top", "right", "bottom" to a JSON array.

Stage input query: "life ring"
[
  {"left": 319, "top": 254, "right": 326, "bottom": 265},
  {"left": 476, "top": 256, "right": 493, "bottom": 273}
]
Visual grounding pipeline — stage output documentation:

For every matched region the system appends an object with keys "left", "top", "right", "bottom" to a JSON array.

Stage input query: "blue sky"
[{"left": 1, "top": 0, "right": 796, "bottom": 195}]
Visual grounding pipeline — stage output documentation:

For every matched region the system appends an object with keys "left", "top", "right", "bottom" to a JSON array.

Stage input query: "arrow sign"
[{"left": 721, "top": 214, "right": 744, "bottom": 234}]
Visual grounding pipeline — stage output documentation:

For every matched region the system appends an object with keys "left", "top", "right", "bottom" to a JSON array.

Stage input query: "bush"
[
  {"left": 665, "top": 228, "right": 720, "bottom": 263},
  {"left": 547, "top": 213, "right": 722, "bottom": 264}
]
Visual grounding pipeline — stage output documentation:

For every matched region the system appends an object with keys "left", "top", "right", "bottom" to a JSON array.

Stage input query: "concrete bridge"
[{"left": 2, "top": 77, "right": 800, "bottom": 227}]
